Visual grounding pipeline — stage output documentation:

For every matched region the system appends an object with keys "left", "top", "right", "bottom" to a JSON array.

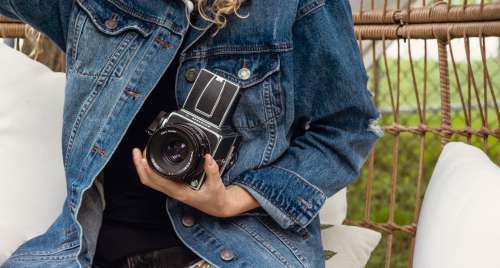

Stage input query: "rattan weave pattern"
[
  {"left": 350, "top": 0, "right": 499, "bottom": 267},
  {"left": 1, "top": 1, "right": 500, "bottom": 266},
  {"left": 0, "top": 15, "right": 25, "bottom": 38}
]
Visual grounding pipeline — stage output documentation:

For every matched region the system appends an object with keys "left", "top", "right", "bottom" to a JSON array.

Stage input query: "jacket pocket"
[
  {"left": 69, "top": 0, "right": 155, "bottom": 78},
  {"left": 7, "top": 210, "right": 80, "bottom": 262},
  {"left": 177, "top": 51, "right": 284, "bottom": 130}
]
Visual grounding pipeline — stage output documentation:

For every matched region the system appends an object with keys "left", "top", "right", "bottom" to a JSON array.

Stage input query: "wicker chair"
[
  {"left": 1, "top": 1, "right": 499, "bottom": 266},
  {"left": 347, "top": 0, "right": 500, "bottom": 267},
  {"left": 0, "top": 16, "right": 65, "bottom": 72}
]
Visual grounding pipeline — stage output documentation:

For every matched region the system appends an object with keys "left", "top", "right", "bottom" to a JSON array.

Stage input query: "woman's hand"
[{"left": 132, "top": 147, "right": 259, "bottom": 218}]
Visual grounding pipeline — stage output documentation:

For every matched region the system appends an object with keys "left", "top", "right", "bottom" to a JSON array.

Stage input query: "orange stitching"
[
  {"left": 154, "top": 36, "right": 173, "bottom": 48},
  {"left": 123, "top": 88, "right": 141, "bottom": 99}
]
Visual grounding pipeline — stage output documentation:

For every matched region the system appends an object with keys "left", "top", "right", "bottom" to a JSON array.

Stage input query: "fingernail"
[{"left": 206, "top": 154, "right": 214, "bottom": 166}]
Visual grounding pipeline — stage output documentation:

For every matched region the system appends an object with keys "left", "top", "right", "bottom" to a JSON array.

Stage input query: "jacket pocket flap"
[
  {"left": 207, "top": 52, "right": 280, "bottom": 89},
  {"left": 75, "top": 0, "right": 155, "bottom": 37}
]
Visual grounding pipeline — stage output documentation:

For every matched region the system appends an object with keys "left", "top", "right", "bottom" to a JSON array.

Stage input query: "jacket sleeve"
[
  {"left": 232, "top": 0, "right": 382, "bottom": 231},
  {"left": 0, "top": 0, "right": 75, "bottom": 51}
]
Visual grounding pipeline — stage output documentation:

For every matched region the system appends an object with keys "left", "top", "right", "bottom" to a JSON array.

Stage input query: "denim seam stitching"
[
  {"left": 164, "top": 200, "right": 219, "bottom": 268},
  {"left": 73, "top": 31, "right": 160, "bottom": 187},
  {"left": 76, "top": 0, "right": 155, "bottom": 37},
  {"left": 73, "top": 31, "right": 136, "bottom": 78},
  {"left": 266, "top": 70, "right": 283, "bottom": 163},
  {"left": 231, "top": 221, "right": 293, "bottom": 267},
  {"left": 114, "top": 34, "right": 142, "bottom": 78},
  {"left": 9, "top": 241, "right": 80, "bottom": 258},
  {"left": 211, "top": 58, "right": 282, "bottom": 129},
  {"left": 72, "top": 4, "right": 140, "bottom": 78},
  {"left": 271, "top": 165, "right": 327, "bottom": 200},
  {"left": 295, "top": 0, "right": 326, "bottom": 22},
  {"left": 256, "top": 217, "right": 309, "bottom": 267},
  {"left": 232, "top": 180, "right": 305, "bottom": 229},
  {"left": 260, "top": 79, "right": 278, "bottom": 166},
  {"left": 235, "top": 165, "right": 326, "bottom": 227},
  {"left": 9, "top": 254, "right": 78, "bottom": 262},
  {"left": 71, "top": 7, "right": 84, "bottom": 66},
  {"left": 106, "top": 0, "right": 182, "bottom": 34},
  {"left": 65, "top": 30, "right": 137, "bottom": 165},
  {"left": 212, "top": 64, "right": 278, "bottom": 89},
  {"left": 183, "top": 44, "right": 293, "bottom": 61},
  {"left": 73, "top": 32, "right": 175, "bottom": 267}
]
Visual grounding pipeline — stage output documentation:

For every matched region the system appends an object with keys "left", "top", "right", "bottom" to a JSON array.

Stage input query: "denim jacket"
[{"left": 0, "top": 0, "right": 381, "bottom": 267}]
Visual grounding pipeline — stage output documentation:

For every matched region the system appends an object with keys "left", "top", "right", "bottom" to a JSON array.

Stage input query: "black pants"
[{"left": 92, "top": 246, "right": 201, "bottom": 268}]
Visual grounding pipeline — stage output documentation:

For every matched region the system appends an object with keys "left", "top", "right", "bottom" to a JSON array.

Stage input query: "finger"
[
  {"left": 137, "top": 149, "right": 165, "bottom": 181},
  {"left": 203, "top": 154, "right": 221, "bottom": 186},
  {"left": 132, "top": 147, "right": 153, "bottom": 187},
  {"left": 137, "top": 151, "right": 193, "bottom": 200}
]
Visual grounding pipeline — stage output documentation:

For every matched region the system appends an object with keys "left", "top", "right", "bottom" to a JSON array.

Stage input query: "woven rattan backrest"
[
  {"left": 0, "top": 15, "right": 25, "bottom": 38},
  {"left": 349, "top": 0, "right": 500, "bottom": 267}
]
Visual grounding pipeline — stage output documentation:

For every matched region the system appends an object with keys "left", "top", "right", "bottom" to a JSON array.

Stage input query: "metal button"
[
  {"left": 220, "top": 248, "right": 234, "bottom": 261},
  {"left": 303, "top": 121, "right": 310, "bottom": 131},
  {"left": 237, "top": 67, "right": 251, "bottom": 80},
  {"left": 185, "top": 68, "right": 199, "bottom": 83},
  {"left": 181, "top": 215, "right": 195, "bottom": 227},
  {"left": 298, "top": 117, "right": 311, "bottom": 131},
  {"left": 192, "top": 260, "right": 213, "bottom": 268},
  {"left": 105, "top": 14, "right": 118, "bottom": 30}
]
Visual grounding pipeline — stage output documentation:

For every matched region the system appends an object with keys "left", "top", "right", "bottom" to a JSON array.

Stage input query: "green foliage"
[{"left": 346, "top": 55, "right": 500, "bottom": 268}]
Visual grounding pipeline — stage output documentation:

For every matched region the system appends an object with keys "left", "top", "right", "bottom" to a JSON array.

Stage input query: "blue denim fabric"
[{"left": 0, "top": 0, "right": 381, "bottom": 267}]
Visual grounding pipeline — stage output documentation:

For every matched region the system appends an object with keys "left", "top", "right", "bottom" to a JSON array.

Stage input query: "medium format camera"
[{"left": 145, "top": 68, "right": 241, "bottom": 190}]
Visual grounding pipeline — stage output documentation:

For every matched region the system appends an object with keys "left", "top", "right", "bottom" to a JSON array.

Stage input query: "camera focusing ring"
[{"left": 146, "top": 123, "right": 209, "bottom": 182}]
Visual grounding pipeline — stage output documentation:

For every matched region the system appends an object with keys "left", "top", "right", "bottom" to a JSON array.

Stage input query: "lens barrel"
[{"left": 145, "top": 123, "right": 209, "bottom": 182}]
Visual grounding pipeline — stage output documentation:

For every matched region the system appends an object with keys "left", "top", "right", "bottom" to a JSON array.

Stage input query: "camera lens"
[
  {"left": 163, "top": 140, "right": 189, "bottom": 163},
  {"left": 145, "top": 123, "right": 209, "bottom": 182}
]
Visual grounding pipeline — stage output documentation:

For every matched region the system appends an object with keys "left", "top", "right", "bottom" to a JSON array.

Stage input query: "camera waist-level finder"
[{"left": 145, "top": 68, "right": 241, "bottom": 190}]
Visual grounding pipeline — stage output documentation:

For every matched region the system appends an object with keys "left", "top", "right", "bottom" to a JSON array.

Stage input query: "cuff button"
[
  {"left": 181, "top": 215, "right": 195, "bottom": 227},
  {"left": 220, "top": 248, "right": 234, "bottom": 261}
]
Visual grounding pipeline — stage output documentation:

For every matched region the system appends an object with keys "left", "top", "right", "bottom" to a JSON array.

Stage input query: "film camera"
[{"left": 145, "top": 68, "right": 241, "bottom": 190}]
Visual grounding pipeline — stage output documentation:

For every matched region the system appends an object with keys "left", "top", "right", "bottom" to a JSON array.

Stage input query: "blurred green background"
[{"left": 346, "top": 38, "right": 500, "bottom": 267}]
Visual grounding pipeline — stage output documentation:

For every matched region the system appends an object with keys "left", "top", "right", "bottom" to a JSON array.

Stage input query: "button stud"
[
  {"left": 220, "top": 248, "right": 234, "bottom": 261},
  {"left": 105, "top": 14, "right": 118, "bottom": 30},
  {"left": 181, "top": 215, "right": 195, "bottom": 227},
  {"left": 185, "top": 68, "right": 199, "bottom": 83},
  {"left": 237, "top": 67, "right": 251, "bottom": 80},
  {"left": 303, "top": 121, "right": 311, "bottom": 131}
]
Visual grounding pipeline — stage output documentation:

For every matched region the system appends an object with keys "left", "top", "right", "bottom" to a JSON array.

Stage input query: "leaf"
[
  {"left": 324, "top": 250, "right": 337, "bottom": 260},
  {"left": 320, "top": 224, "right": 334, "bottom": 230}
]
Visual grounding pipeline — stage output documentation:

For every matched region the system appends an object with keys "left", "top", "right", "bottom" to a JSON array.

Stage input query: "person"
[{"left": 0, "top": 0, "right": 382, "bottom": 267}]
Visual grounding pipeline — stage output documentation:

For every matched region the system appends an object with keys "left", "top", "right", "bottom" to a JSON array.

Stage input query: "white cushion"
[
  {"left": 0, "top": 42, "right": 67, "bottom": 263},
  {"left": 320, "top": 188, "right": 347, "bottom": 225},
  {"left": 322, "top": 224, "right": 382, "bottom": 268},
  {"left": 413, "top": 142, "right": 500, "bottom": 268},
  {"left": 320, "top": 188, "right": 381, "bottom": 268}
]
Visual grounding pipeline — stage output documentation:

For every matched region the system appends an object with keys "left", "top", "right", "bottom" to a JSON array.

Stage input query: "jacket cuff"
[{"left": 232, "top": 165, "right": 326, "bottom": 231}]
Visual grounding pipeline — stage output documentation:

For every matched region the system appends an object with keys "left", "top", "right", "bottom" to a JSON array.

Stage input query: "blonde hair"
[{"left": 192, "top": 0, "right": 249, "bottom": 37}]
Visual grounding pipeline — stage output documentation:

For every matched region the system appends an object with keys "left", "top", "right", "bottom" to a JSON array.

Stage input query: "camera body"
[{"left": 145, "top": 68, "right": 241, "bottom": 190}]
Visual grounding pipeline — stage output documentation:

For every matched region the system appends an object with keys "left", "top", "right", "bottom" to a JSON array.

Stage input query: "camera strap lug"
[{"left": 146, "top": 110, "right": 168, "bottom": 136}]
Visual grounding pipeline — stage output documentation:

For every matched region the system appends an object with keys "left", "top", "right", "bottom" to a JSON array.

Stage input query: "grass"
[{"left": 345, "top": 56, "right": 500, "bottom": 268}]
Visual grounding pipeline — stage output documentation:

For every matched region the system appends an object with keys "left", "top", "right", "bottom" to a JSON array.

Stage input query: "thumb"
[{"left": 203, "top": 154, "right": 220, "bottom": 185}]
